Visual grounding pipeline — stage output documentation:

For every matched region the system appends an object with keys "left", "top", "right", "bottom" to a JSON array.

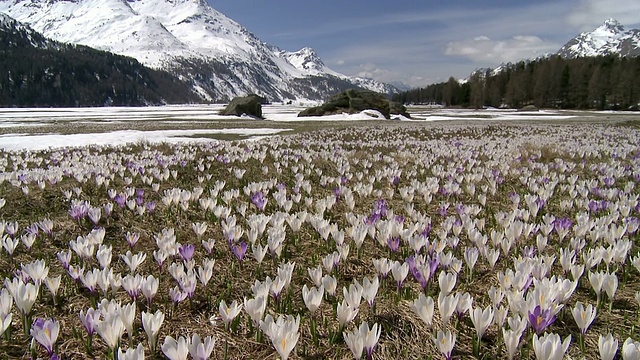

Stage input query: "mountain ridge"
[
  {"left": 0, "top": 0, "right": 396, "bottom": 102},
  {"left": 558, "top": 18, "right": 640, "bottom": 58}
]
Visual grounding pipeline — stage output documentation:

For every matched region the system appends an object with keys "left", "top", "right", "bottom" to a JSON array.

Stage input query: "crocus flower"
[
  {"left": 117, "top": 343, "right": 145, "bottom": 360},
  {"left": 187, "top": 333, "right": 214, "bottom": 360},
  {"left": 571, "top": 301, "right": 597, "bottom": 335},
  {"left": 302, "top": 284, "right": 324, "bottom": 314},
  {"left": 528, "top": 305, "right": 556, "bottom": 334},
  {"left": 30, "top": 317, "right": 59, "bottom": 356},
  {"left": 169, "top": 286, "right": 187, "bottom": 304},
  {"left": 125, "top": 232, "right": 140, "bottom": 249},
  {"left": 162, "top": 335, "right": 189, "bottom": 360},
  {"left": 362, "top": 276, "right": 379, "bottom": 308},
  {"left": 263, "top": 314, "right": 300, "bottom": 360},
  {"left": 470, "top": 305, "right": 494, "bottom": 340},
  {"left": 79, "top": 308, "right": 99, "bottom": 336},
  {"left": 533, "top": 332, "right": 571, "bottom": 360},
  {"left": 120, "top": 251, "right": 147, "bottom": 274},
  {"left": 219, "top": 300, "right": 242, "bottom": 329},
  {"left": 95, "top": 313, "right": 125, "bottom": 352},
  {"left": 251, "top": 191, "right": 266, "bottom": 211},
  {"left": 503, "top": 328, "right": 522, "bottom": 360},
  {"left": 411, "top": 293, "right": 434, "bottom": 328},
  {"left": 337, "top": 299, "right": 359, "bottom": 328},
  {"left": 141, "top": 275, "right": 159, "bottom": 308},
  {"left": 13, "top": 281, "right": 39, "bottom": 316},
  {"left": 360, "top": 322, "right": 381, "bottom": 360},
  {"left": 179, "top": 243, "right": 195, "bottom": 262},
  {"left": 344, "top": 326, "right": 364, "bottom": 359},
  {"left": 438, "top": 293, "right": 459, "bottom": 327},
  {"left": 433, "top": 329, "right": 456, "bottom": 360},
  {"left": 56, "top": 250, "right": 72, "bottom": 270},
  {"left": 244, "top": 296, "right": 267, "bottom": 325},
  {"left": 142, "top": 310, "right": 164, "bottom": 353},
  {"left": 599, "top": 333, "right": 618, "bottom": 360},
  {"left": 231, "top": 241, "right": 248, "bottom": 262},
  {"left": 119, "top": 302, "right": 137, "bottom": 341},
  {"left": 387, "top": 237, "right": 400, "bottom": 252},
  {"left": 623, "top": 337, "right": 640, "bottom": 360},
  {"left": 391, "top": 261, "right": 409, "bottom": 290}
]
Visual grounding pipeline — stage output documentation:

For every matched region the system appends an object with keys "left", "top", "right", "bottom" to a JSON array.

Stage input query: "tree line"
[
  {"left": 393, "top": 55, "right": 640, "bottom": 110},
  {"left": 0, "top": 19, "right": 200, "bottom": 107}
]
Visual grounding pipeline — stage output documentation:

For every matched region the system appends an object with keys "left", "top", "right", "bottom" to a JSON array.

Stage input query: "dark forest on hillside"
[
  {"left": 0, "top": 20, "right": 199, "bottom": 107},
  {"left": 394, "top": 55, "right": 640, "bottom": 110}
]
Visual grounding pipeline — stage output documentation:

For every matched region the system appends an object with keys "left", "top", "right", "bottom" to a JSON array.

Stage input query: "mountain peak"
[
  {"left": 557, "top": 19, "right": 640, "bottom": 59},
  {"left": 282, "top": 47, "right": 329, "bottom": 75},
  {"left": 596, "top": 18, "right": 625, "bottom": 35}
]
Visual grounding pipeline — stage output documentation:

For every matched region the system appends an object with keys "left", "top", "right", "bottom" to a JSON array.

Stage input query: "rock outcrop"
[
  {"left": 298, "top": 89, "right": 409, "bottom": 119},
  {"left": 220, "top": 94, "right": 264, "bottom": 118}
]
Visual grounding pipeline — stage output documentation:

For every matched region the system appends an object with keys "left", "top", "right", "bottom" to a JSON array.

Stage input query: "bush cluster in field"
[{"left": 0, "top": 122, "right": 639, "bottom": 359}]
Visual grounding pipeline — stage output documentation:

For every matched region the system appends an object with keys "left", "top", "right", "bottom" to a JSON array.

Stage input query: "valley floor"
[{"left": 0, "top": 105, "right": 639, "bottom": 151}]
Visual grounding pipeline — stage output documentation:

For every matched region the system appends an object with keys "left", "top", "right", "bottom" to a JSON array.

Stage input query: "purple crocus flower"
[
  {"left": 528, "top": 305, "right": 556, "bottom": 333},
  {"left": 438, "top": 204, "right": 449, "bottom": 217},
  {"left": 125, "top": 232, "right": 140, "bottom": 249},
  {"left": 30, "top": 317, "right": 59, "bottom": 357},
  {"left": 68, "top": 204, "right": 88, "bottom": 222},
  {"left": 145, "top": 201, "right": 156, "bottom": 215},
  {"left": 333, "top": 187, "right": 341, "bottom": 200},
  {"left": 421, "top": 224, "right": 432, "bottom": 238},
  {"left": 179, "top": 243, "right": 195, "bottom": 262},
  {"left": 169, "top": 286, "right": 187, "bottom": 304},
  {"left": 373, "top": 199, "right": 387, "bottom": 218},
  {"left": 231, "top": 241, "right": 248, "bottom": 262},
  {"left": 387, "top": 237, "right": 400, "bottom": 252},
  {"left": 79, "top": 308, "right": 98, "bottom": 336},
  {"left": 114, "top": 194, "right": 127, "bottom": 208},
  {"left": 251, "top": 191, "right": 266, "bottom": 211},
  {"left": 406, "top": 256, "right": 428, "bottom": 291},
  {"left": 554, "top": 218, "right": 573, "bottom": 232},
  {"left": 427, "top": 256, "right": 439, "bottom": 280}
]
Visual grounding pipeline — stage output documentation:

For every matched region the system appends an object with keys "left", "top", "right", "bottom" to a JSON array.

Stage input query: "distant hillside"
[
  {"left": 394, "top": 55, "right": 640, "bottom": 110},
  {"left": 0, "top": 13, "right": 199, "bottom": 107}
]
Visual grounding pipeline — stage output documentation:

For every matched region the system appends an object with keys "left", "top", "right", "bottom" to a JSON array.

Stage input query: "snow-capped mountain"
[
  {"left": 0, "top": 0, "right": 396, "bottom": 102},
  {"left": 558, "top": 19, "right": 640, "bottom": 58}
]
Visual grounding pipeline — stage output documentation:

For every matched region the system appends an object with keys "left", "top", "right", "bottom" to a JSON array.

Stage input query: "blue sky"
[{"left": 209, "top": 0, "right": 640, "bottom": 88}]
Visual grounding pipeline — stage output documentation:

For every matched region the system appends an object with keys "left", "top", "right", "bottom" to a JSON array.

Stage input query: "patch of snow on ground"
[{"left": 0, "top": 128, "right": 289, "bottom": 151}]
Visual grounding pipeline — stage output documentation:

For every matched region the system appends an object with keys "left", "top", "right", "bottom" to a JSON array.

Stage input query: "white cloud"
[
  {"left": 567, "top": 0, "right": 640, "bottom": 30},
  {"left": 445, "top": 35, "right": 560, "bottom": 63}
]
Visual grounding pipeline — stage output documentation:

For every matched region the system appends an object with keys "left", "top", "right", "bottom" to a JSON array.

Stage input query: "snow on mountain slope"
[
  {"left": 0, "top": 0, "right": 396, "bottom": 101},
  {"left": 558, "top": 19, "right": 640, "bottom": 58}
]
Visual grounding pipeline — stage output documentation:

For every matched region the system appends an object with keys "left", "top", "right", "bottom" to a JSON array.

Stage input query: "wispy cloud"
[
  {"left": 567, "top": 0, "right": 640, "bottom": 30},
  {"left": 445, "top": 35, "right": 560, "bottom": 63}
]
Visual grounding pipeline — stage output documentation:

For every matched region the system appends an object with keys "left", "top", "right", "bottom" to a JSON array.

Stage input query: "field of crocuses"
[{"left": 1, "top": 118, "right": 640, "bottom": 359}]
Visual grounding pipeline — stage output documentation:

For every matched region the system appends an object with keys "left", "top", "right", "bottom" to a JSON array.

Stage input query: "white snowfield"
[{"left": 0, "top": 104, "right": 626, "bottom": 152}]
